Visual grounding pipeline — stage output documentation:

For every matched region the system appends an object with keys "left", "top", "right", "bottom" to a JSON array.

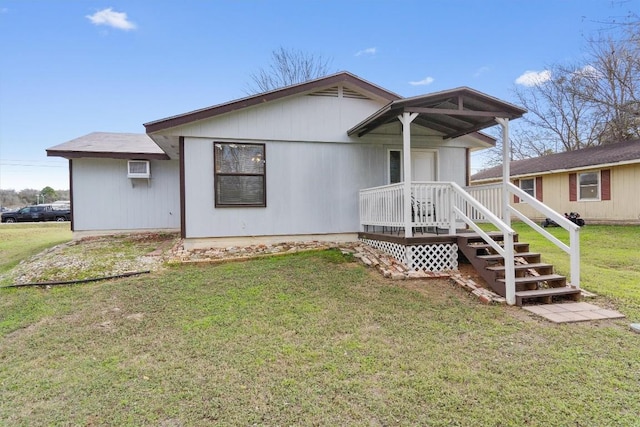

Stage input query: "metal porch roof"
[{"left": 347, "top": 87, "right": 526, "bottom": 139}]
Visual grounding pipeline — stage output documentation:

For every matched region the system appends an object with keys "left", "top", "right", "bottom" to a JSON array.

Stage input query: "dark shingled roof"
[
  {"left": 472, "top": 139, "right": 640, "bottom": 182},
  {"left": 47, "top": 132, "right": 169, "bottom": 160}
]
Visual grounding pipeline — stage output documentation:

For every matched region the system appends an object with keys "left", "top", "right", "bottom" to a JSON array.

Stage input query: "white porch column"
[
  {"left": 399, "top": 112, "right": 418, "bottom": 238},
  {"left": 496, "top": 117, "right": 511, "bottom": 226},
  {"left": 496, "top": 117, "right": 515, "bottom": 305}
]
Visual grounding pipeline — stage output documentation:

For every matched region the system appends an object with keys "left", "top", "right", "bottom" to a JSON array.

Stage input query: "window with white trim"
[
  {"left": 214, "top": 142, "right": 266, "bottom": 207},
  {"left": 578, "top": 171, "right": 599, "bottom": 200},
  {"left": 519, "top": 178, "right": 535, "bottom": 198}
]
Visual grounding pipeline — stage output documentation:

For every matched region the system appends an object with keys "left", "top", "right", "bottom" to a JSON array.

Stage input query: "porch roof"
[{"left": 347, "top": 87, "right": 526, "bottom": 139}]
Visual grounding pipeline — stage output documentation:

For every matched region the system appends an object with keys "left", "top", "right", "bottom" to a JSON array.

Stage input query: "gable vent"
[
  {"left": 342, "top": 87, "right": 370, "bottom": 100},
  {"left": 309, "top": 86, "right": 339, "bottom": 97}
]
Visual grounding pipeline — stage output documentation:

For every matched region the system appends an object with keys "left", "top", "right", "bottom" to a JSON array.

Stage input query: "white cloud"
[
  {"left": 355, "top": 47, "right": 377, "bottom": 57},
  {"left": 515, "top": 70, "right": 551, "bottom": 87},
  {"left": 409, "top": 76, "right": 435, "bottom": 86},
  {"left": 86, "top": 8, "right": 136, "bottom": 31},
  {"left": 573, "top": 64, "right": 600, "bottom": 79},
  {"left": 474, "top": 66, "right": 490, "bottom": 78}
]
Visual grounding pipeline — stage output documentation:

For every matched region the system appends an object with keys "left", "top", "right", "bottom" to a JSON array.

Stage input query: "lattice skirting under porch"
[{"left": 360, "top": 238, "right": 458, "bottom": 272}]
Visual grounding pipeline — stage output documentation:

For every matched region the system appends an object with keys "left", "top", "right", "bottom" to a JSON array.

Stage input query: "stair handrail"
[
  {"left": 450, "top": 182, "right": 518, "bottom": 305},
  {"left": 506, "top": 182, "right": 581, "bottom": 288}
]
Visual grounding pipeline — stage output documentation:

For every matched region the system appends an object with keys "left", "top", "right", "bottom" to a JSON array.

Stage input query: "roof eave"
[
  {"left": 46, "top": 150, "right": 170, "bottom": 161},
  {"left": 145, "top": 71, "right": 402, "bottom": 134},
  {"left": 471, "top": 157, "right": 640, "bottom": 182}
]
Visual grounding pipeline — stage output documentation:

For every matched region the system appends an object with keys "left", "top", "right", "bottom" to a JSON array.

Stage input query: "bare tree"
[
  {"left": 576, "top": 29, "right": 640, "bottom": 143},
  {"left": 475, "top": 125, "right": 558, "bottom": 168},
  {"left": 513, "top": 13, "right": 640, "bottom": 154},
  {"left": 514, "top": 63, "right": 604, "bottom": 152},
  {"left": 246, "top": 47, "right": 333, "bottom": 94}
]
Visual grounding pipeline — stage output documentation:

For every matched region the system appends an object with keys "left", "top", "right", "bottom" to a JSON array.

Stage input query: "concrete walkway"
[{"left": 522, "top": 302, "right": 625, "bottom": 323}]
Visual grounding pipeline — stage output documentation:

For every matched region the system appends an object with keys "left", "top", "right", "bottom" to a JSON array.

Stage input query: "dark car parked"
[{"left": 1, "top": 205, "right": 71, "bottom": 223}]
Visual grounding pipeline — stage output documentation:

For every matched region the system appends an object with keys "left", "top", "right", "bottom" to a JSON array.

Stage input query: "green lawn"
[
  {"left": 0, "top": 222, "right": 71, "bottom": 275},
  {"left": 507, "top": 223, "right": 640, "bottom": 320},
  {"left": 1, "top": 225, "right": 639, "bottom": 426}
]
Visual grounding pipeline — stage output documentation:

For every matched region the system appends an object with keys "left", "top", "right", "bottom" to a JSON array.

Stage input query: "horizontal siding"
[{"left": 72, "top": 158, "right": 180, "bottom": 231}]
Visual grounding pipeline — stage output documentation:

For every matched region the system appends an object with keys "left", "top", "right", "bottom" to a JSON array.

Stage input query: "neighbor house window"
[
  {"left": 389, "top": 149, "right": 402, "bottom": 184},
  {"left": 519, "top": 178, "right": 535, "bottom": 198},
  {"left": 578, "top": 171, "right": 599, "bottom": 200},
  {"left": 514, "top": 177, "right": 543, "bottom": 203},
  {"left": 214, "top": 142, "right": 266, "bottom": 207}
]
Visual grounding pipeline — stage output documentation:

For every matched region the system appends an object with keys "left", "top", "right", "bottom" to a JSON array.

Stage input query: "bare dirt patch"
[{"left": 0, "top": 232, "right": 180, "bottom": 286}]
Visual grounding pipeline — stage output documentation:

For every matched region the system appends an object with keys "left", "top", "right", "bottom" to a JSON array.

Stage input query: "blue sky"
[{"left": 0, "top": 0, "right": 636, "bottom": 191}]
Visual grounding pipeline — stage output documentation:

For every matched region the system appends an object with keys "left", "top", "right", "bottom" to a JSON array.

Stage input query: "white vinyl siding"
[
  {"left": 71, "top": 158, "right": 180, "bottom": 231},
  {"left": 182, "top": 137, "right": 471, "bottom": 239}
]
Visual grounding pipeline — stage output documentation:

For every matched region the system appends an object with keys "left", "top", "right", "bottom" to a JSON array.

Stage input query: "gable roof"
[
  {"left": 347, "top": 87, "right": 526, "bottom": 139},
  {"left": 144, "top": 71, "right": 401, "bottom": 133},
  {"left": 46, "top": 132, "right": 169, "bottom": 160},
  {"left": 471, "top": 139, "right": 640, "bottom": 182}
]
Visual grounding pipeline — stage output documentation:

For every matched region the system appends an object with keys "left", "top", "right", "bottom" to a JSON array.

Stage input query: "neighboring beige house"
[{"left": 471, "top": 140, "right": 640, "bottom": 224}]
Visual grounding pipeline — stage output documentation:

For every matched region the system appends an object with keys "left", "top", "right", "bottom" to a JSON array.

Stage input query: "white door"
[{"left": 411, "top": 150, "right": 436, "bottom": 181}]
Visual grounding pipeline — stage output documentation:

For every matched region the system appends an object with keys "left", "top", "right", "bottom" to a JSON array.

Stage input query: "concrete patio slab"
[{"left": 523, "top": 302, "right": 625, "bottom": 323}]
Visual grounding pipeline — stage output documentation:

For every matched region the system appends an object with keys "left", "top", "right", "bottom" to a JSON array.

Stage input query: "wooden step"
[
  {"left": 477, "top": 252, "right": 541, "bottom": 262},
  {"left": 468, "top": 242, "right": 529, "bottom": 250},
  {"left": 486, "top": 262, "right": 554, "bottom": 273},
  {"left": 515, "top": 286, "right": 581, "bottom": 306},
  {"left": 467, "top": 242, "right": 530, "bottom": 254},
  {"left": 498, "top": 274, "right": 566, "bottom": 287},
  {"left": 457, "top": 232, "right": 518, "bottom": 245}
]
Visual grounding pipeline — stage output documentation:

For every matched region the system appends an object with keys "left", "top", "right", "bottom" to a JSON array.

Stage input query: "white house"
[
  {"left": 49, "top": 72, "right": 512, "bottom": 243},
  {"left": 50, "top": 71, "right": 585, "bottom": 305}
]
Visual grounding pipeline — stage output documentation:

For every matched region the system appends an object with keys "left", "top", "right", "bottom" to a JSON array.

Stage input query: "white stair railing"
[
  {"left": 505, "top": 183, "right": 581, "bottom": 288},
  {"left": 449, "top": 182, "right": 517, "bottom": 304},
  {"left": 360, "top": 182, "right": 579, "bottom": 304}
]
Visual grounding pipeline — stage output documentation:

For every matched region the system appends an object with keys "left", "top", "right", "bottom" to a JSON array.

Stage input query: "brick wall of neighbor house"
[{"left": 511, "top": 163, "right": 640, "bottom": 223}]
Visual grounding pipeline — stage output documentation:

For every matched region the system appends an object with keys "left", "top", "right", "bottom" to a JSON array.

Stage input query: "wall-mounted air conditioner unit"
[{"left": 128, "top": 160, "right": 150, "bottom": 178}]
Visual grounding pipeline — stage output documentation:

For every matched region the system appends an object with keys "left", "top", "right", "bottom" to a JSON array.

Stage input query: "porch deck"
[
  {"left": 358, "top": 229, "right": 468, "bottom": 246},
  {"left": 357, "top": 228, "right": 479, "bottom": 272}
]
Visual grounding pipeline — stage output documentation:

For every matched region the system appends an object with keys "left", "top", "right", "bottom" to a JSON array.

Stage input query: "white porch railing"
[
  {"left": 359, "top": 183, "right": 404, "bottom": 228},
  {"left": 359, "top": 181, "right": 581, "bottom": 305},
  {"left": 464, "top": 183, "right": 503, "bottom": 221},
  {"left": 359, "top": 182, "right": 453, "bottom": 232}
]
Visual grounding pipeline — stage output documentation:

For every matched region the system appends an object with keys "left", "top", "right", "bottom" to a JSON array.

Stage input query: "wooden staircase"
[{"left": 457, "top": 232, "right": 581, "bottom": 306}]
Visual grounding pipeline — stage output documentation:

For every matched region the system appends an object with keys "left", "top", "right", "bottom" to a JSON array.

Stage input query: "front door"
[{"left": 411, "top": 149, "right": 436, "bottom": 182}]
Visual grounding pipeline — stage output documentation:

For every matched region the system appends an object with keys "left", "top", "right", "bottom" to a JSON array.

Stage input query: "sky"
[{"left": 1, "top": 0, "right": 637, "bottom": 191}]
